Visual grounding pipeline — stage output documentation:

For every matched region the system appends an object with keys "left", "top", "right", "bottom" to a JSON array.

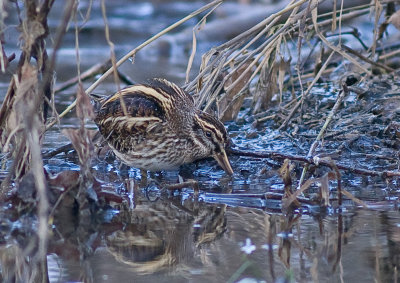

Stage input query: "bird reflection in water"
[{"left": 106, "top": 199, "right": 227, "bottom": 274}]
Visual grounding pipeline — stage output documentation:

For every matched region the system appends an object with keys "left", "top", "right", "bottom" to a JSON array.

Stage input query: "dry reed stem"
[
  {"left": 297, "top": 84, "right": 348, "bottom": 188},
  {"left": 185, "top": 3, "right": 222, "bottom": 84},
  {"left": 54, "top": 61, "right": 109, "bottom": 93},
  {"left": 101, "top": 0, "right": 127, "bottom": 116},
  {"left": 46, "top": 0, "right": 380, "bottom": 130},
  {"left": 219, "top": 0, "right": 300, "bottom": 68},
  {"left": 341, "top": 44, "right": 394, "bottom": 72},
  {"left": 340, "top": 189, "right": 368, "bottom": 208},
  {"left": 24, "top": 95, "right": 48, "bottom": 271},
  {"left": 13, "top": 62, "right": 49, "bottom": 282},
  {"left": 1, "top": 0, "right": 51, "bottom": 189},
  {"left": 191, "top": 1, "right": 378, "bottom": 120},
  {"left": 0, "top": 40, "right": 6, "bottom": 73},
  {"left": 371, "top": 0, "right": 383, "bottom": 58},
  {"left": 378, "top": 48, "right": 400, "bottom": 60},
  {"left": 192, "top": 0, "right": 312, "bottom": 111},
  {"left": 63, "top": 1, "right": 97, "bottom": 208},
  {"left": 311, "top": 1, "right": 371, "bottom": 74},
  {"left": 198, "top": 0, "right": 370, "bottom": 117},
  {"left": 0, "top": 2, "right": 78, "bottom": 279}
]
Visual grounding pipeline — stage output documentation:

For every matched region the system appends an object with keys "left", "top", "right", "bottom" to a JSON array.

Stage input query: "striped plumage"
[{"left": 94, "top": 78, "right": 233, "bottom": 174}]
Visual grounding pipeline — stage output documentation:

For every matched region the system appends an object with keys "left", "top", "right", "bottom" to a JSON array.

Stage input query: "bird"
[{"left": 93, "top": 78, "right": 233, "bottom": 175}]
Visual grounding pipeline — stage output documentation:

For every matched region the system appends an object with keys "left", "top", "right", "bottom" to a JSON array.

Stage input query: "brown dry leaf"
[
  {"left": 252, "top": 62, "right": 278, "bottom": 114},
  {"left": 0, "top": 80, "right": 17, "bottom": 149},
  {"left": 9, "top": 64, "right": 38, "bottom": 142},
  {"left": 218, "top": 62, "right": 253, "bottom": 122},
  {"left": 62, "top": 129, "right": 83, "bottom": 161},
  {"left": 388, "top": 10, "right": 400, "bottom": 30},
  {"left": 6, "top": 62, "right": 44, "bottom": 181},
  {"left": 62, "top": 129, "right": 97, "bottom": 166},
  {"left": 278, "top": 159, "right": 294, "bottom": 190},
  {"left": 319, "top": 172, "right": 330, "bottom": 207},
  {"left": 281, "top": 177, "right": 315, "bottom": 212},
  {"left": 64, "top": 82, "right": 97, "bottom": 206},
  {"left": 278, "top": 60, "right": 289, "bottom": 103},
  {"left": 1, "top": 64, "right": 38, "bottom": 147},
  {"left": 76, "top": 83, "right": 95, "bottom": 120},
  {"left": 314, "top": 46, "right": 324, "bottom": 76},
  {"left": 23, "top": 20, "right": 46, "bottom": 48},
  {"left": 282, "top": 171, "right": 332, "bottom": 211},
  {"left": 196, "top": 51, "right": 213, "bottom": 95},
  {"left": 48, "top": 170, "right": 80, "bottom": 191},
  {"left": 283, "top": 171, "right": 337, "bottom": 210},
  {"left": 278, "top": 159, "right": 303, "bottom": 211},
  {"left": 0, "top": 76, "right": 16, "bottom": 135}
]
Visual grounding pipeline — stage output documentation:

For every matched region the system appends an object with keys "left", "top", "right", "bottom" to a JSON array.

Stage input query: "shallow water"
[
  {"left": 1, "top": 1, "right": 400, "bottom": 282},
  {"left": 3, "top": 196, "right": 399, "bottom": 282},
  {"left": 45, "top": 206, "right": 400, "bottom": 283}
]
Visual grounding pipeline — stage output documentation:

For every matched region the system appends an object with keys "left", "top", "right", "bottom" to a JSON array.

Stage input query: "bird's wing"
[
  {"left": 94, "top": 88, "right": 166, "bottom": 139},
  {"left": 147, "top": 78, "right": 194, "bottom": 105}
]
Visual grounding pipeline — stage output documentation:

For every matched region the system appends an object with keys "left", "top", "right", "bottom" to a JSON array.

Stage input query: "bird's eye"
[{"left": 205, "top": 131, "right": 212, "bottom": 138}]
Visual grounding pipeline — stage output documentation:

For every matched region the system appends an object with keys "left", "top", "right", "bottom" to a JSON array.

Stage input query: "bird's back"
[{"left": 93, "top": 79, "right": 199, "bottom": 170}]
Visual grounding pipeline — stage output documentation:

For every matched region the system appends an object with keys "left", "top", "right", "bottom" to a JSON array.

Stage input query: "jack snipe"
[{"left": 94, "top": 78, "right": 233, "bottom": 174}]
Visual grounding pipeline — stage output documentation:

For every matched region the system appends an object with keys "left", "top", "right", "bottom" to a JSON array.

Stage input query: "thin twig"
[
  {"left": 41, "top": 0, "right": 75, "bottom": 121},
  {"left": 54, "top": 61, "right": 110, "bottom": 93},
  {"left": 164, "top": 180, "right": 199, "bottom": 192},
  {"left": 378, "top": 48, "right": 400, "bottom": 60},
  {"left": 341, "top": 44, "right": 394, "bottom": 72},
  {"left": 101, "top": 0, "right": 126, "bottom": 115},
  {"left": 297, "top": 84, "right": 349, "bottom": 187}
]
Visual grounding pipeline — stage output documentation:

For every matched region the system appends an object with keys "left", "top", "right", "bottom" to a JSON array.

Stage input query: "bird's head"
[{"left": 191, "top": 111, "right": 233, "bottom": 175}]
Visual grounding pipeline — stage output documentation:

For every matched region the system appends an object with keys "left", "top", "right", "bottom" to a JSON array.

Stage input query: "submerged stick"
[
  {"left": 54, "top": 61, "right": 110, "bottom": 93},
  {"left": 227, "top": 147, "right": 400, "bottom": 178}
]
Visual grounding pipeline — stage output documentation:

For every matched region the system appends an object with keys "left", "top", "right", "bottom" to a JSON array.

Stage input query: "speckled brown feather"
[
  {"left": 95, "top": 94, "right": 164, "bottom": 152},
  {"left": 95, "top": 94, "right": 164, "bottom": 124},
  {"left": 93, "top": 78, "right": 233, "bottom": 173}
]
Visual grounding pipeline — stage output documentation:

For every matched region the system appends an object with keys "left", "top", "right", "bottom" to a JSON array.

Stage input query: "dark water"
[
  {"left": 44, "top": 205, "right": 400, "bottom": 283},
  {"left": 4, "top": 196, "right": 400, "bottom": 282},
  {"left": 1, "top": 1, "right": 400, "bottom": 282}
]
